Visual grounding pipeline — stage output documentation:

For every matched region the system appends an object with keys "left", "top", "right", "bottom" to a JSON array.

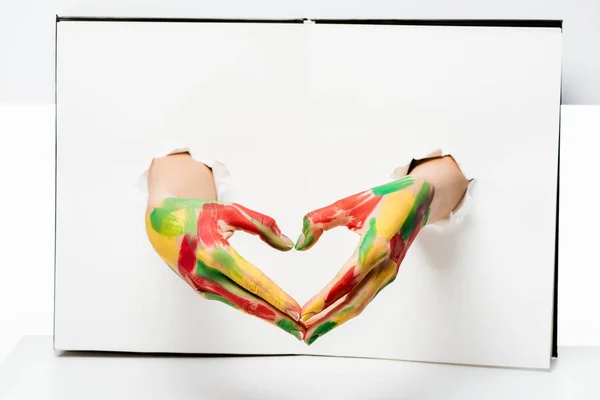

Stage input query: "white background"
[
  {"left": 1, "top": 105, "right": 599, "bottom": 366},
  {"left": 2, "top": 0, "right": 600, "bottom": 104},
  {"left": 51, "top": 22, "right": 561, "bottom": 369}
]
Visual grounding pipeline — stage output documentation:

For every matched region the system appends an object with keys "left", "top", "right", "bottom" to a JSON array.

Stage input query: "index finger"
[
  {"left": 201, "top": 246, "right": 302, "bottom": 321},
  {"left": 220, "top": 203, "right": 295, "bottom": 251},
  {"left": 301, "top": 232, "right": 390, "bottom": 322},
  {"left": 304, "top": 258, "right": 398, "bottom": 345}
]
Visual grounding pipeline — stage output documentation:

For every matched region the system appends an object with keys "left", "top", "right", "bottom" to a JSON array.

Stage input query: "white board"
[{"left": 55, "top": 20, "right": 562, "bottom": 369}]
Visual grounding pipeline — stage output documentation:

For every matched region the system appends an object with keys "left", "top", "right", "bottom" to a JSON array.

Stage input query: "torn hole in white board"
[
  {"left": 134, "top": 146, "right": 233, "bottom": 202},
  {"left": 391, "top": 148, "right": 476, "bottom": 231}
]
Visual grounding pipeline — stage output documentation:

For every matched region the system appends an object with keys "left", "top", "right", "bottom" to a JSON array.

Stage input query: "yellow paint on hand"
[
  {"left": 330, "top": 261, "right": 398, "bottom": 326},
  {"left": 360, "top": 239, "right": 389, "bottom": 271},
  {"left": 145, "top": 215, "right": 180, "bottom": 268},
  {"left": 303, "top": 297, "right": 326, "bottom": 321},
  {"left": 213, "top": 247, "right": 290, "bottom": 315},
  {"left": 376, "top": 190, "right": 415, "bottom": 239}
]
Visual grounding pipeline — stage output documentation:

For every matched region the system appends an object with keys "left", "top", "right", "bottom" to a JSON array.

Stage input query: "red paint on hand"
[
  {"left": 345, "top": 196, "right": 382, "bottom": 231},
  {"left": 188, "top": 273, "right": 278, "bottom": 322},
  {"left": 197, "top": 203, "right": 229, "bottom": 247},
  {"left": 177, "top": 235, "right": 198, "bottom": 276},
  {"left": 325, "top": 267, "right": 359, "bottom": 308}
]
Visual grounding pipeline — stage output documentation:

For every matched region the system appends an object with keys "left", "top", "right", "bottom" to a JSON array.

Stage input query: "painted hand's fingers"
[
  {"left": 300, "top": 235, "right": 390, "bottom": 322},
  {"left": 227, "top": 204, "right": 295, "bottom": 251},
  {"left": 301, "top": 252, "right": 360, "bottom": 322},
  {"left": 201, "top": 247, "right": 302, "bottom": 321},
  {"left": 295, "top": 190, "right": 378, "bottom": 251},
  {"left": 304, "top": 259, "right": 398, "bottom": 345},
  {"left": 196, "top": 203, "right": 294, "bottom": 251},
  {"left": 181, "top": 269, "right": 305, "bottom": 341},
  {"left": 214, "top": 278, "right": 305, "bottom": 340},
  {"left": 301, "top": 222, "right": 418, "bottom": 324},
  {"left": 296, "top": 178, "right": 432, "bottom": 250},
  {"left": 301, "top": 181, "right": 433, "bottom": 322}
]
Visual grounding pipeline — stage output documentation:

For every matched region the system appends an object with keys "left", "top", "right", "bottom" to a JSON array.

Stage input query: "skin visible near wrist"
[
  {"left": 145, "top": 152, "right": 468, "bottom": 227},
  {"left": 407, "top": 155, "right": 470, "bottom": 225},
  {"left": 146, "top": 153, "right": 217, "bottom": 214}
]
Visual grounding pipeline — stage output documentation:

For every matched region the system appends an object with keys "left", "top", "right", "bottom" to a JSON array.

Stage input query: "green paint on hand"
[
  {"left": 211, "top": 247, "right": 243, "bottom": 279},
  {"left": 196, "top": 259, "right": 225, "bottom": 282},
  {"left": 184, "top": 207, "right": 198, "bottom": 234},
  {"left": 254, "top": 220, "right": 289, "bottom": 251},
  {"left": 149, "top": 197, "right": 210, "bottom": 238},
  {"left": 371, "top": 176, "right": 414, "bottom": 196},
  {"left": 306, "top": 321, "right": 338, "bottom": 345},
  {"left": 400, "top": 181, "right": 432, "bottom": 241},
  {"left": 204, "top": 293, "right": 238, "bottom": 310},
  {"left": 341, "top": 305, "right": 355, "bottom": 314},
  {"left": 276, "top": 319, "right": 302, "bottom": 340},
  {"left": 295, "top": 217, "right": 315, "bottom": 250},
  {"left": 358, "top": 218, "right": 377, "bottom": 266},
  {"left": 422, "top": 207, "right": 431, "bottom": 227},
  {"left": 276, "top": 319, "right": 296, "bottom": 332},
  {"left": 149, "top": 208, "right": 184, "bottom": 238}
]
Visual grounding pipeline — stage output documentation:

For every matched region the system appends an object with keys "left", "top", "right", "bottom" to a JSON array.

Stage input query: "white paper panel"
[{"left": 55, "top": 21, "right": 561, "bottom": 368}]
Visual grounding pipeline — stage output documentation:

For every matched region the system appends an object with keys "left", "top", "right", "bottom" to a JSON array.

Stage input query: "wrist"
[
  {"left": 146, "top": 152, "right": 217, "bottom": 213},
  {"left": 406, "top": 155, "right": 470, "bottom": 225}
]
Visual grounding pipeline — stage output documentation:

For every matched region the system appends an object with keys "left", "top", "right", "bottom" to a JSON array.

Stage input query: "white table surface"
[{"left": 0, "top": 337, "right": 599, "bottom": 399}]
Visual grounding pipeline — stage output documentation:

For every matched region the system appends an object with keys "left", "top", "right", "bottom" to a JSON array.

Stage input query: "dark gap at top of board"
[{"left": 56, "top": 16, "right": 562, "bottom": 29}]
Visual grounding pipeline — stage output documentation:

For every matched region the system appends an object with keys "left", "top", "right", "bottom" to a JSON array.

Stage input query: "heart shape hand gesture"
[
  {"left": 145, "top": 199, "right": 305, "bottom": 340},
  {"left": 146, "top": 176, "right": 434, "bottom": 344},
  {"left": 296, "top": 176, "right": 434, "bottom": 344}
]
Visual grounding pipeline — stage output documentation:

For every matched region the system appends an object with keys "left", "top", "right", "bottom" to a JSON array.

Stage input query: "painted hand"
[
  {"left": 145, "top": 198, "right": 305, "bottom": 340},
  {"left": 296, "top": 176, "right": 435, "bottom": 345}
]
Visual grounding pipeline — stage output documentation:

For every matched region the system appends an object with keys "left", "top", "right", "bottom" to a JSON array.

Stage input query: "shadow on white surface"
[{"left": 2, "top": 337, "right": 600, "bottom": 400}]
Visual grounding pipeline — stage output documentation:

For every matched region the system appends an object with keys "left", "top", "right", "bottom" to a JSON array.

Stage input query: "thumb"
[
  {"left": 295, "top": 190, "right": 377, "bottom": 251},
  {"left": 226, "top": 203, "right": 295, "bottom": 251},
  {"left": 295, "top": 214, "right": 325, "bottom": 251}
]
